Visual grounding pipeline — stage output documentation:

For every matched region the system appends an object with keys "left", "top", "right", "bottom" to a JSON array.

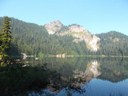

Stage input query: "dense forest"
[
  {"left": 97, "top": 31, "right": 128, "bottom": 56},
  {"left": 1, "top": 17, "right": 128, "bottom": 59},
  {"left": 0, "top": 17, "right": 89, "bottom": 57}
]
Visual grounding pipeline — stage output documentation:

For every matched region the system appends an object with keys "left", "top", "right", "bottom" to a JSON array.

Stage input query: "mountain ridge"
[
  {"left": 1, "top": 17, "right": 128, "bottom": 56},
  {"left": 44, "top": 20, "right": 100, "bottom": 52}
]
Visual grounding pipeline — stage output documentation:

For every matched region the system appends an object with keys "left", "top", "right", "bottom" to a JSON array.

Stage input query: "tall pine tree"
[{"left": 0, "top": 16, "right": 12, "bottom": 65}]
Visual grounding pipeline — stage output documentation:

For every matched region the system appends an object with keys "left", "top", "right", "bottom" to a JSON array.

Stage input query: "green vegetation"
[
  {"left": 1, "top": 17, "right": 128, "bottom": 58},
  {"left": 0, "top": 17, "right": 90, "bottom": 58},
  {"left": 0, "top": 16, "right": 12, "bottom": 65},
  {"left": 97, "top": 31, "right": 128, "bottom": 56}
]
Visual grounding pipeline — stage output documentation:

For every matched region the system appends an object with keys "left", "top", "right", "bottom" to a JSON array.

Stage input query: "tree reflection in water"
[{"left": 28, "top": 60, "right": 101, "bottom": 96}]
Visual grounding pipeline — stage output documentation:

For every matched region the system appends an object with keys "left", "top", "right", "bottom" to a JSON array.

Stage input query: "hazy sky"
[{"left": 0, "top": 0, "right": 128, "bottom": 35}]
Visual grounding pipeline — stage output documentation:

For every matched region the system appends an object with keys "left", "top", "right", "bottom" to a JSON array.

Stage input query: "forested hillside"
[
  {"left": 0, "top": 17, "right": 89, "bottom": 58},
  {"left": 1, "top": 17, "right": 128, "bottom": 58},
  {"left": 97, "top": 31, "right": 128, "bottom": 56}
]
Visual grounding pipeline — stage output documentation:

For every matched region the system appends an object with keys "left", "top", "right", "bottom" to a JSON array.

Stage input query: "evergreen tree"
[{"left": 0, "top": 16, "right": 12, "bottom": 64}]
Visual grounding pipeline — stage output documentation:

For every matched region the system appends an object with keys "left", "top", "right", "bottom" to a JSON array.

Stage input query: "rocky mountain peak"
[
  {"left": 44, "top": 20, "right": 63, "bottom": 34},
  {"left": 44, "top": 20, "right": 100, "bottom": 52},
  {"left": 68, "top": 24, "right": 86, "bottom": 33}
]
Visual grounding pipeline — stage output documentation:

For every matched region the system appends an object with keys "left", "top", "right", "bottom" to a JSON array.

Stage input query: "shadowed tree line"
[{"left": 1, "top": 17, "right": 128, "bottom": 58}]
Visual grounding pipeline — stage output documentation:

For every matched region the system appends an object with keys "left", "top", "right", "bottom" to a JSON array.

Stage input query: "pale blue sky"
[{"left": 0, "top": 0, "right": 128, "bottom": 35}]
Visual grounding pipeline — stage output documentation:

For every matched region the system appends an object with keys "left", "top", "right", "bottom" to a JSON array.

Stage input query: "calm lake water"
[{"left": 27, "top": 57, "right": 128, "bottom": 96}]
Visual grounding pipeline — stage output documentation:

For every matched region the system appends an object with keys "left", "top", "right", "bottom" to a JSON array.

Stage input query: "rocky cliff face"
[
  {"left": 44, "top": 20, "right": 100, "bottom": 52},
  {"left": 44, "top": 20, "right": 63, "bottom": 34}
]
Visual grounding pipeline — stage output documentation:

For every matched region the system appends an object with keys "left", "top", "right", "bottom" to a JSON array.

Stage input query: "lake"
[{"left": 27, "top": 57, "right": 128, "bottom": 96}]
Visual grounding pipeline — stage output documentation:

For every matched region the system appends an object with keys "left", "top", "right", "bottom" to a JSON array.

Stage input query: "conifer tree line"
[
  {"left": 1, "top": 17, "right": 128, "bottom": 59},
  {"left": 0, "top": 16, "right": 12, "bottom": 65}
]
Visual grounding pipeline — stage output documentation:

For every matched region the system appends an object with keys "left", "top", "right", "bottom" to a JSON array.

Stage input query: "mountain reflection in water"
[{"left": 27, "top": 58, "right": 128, "bottom": 96}]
